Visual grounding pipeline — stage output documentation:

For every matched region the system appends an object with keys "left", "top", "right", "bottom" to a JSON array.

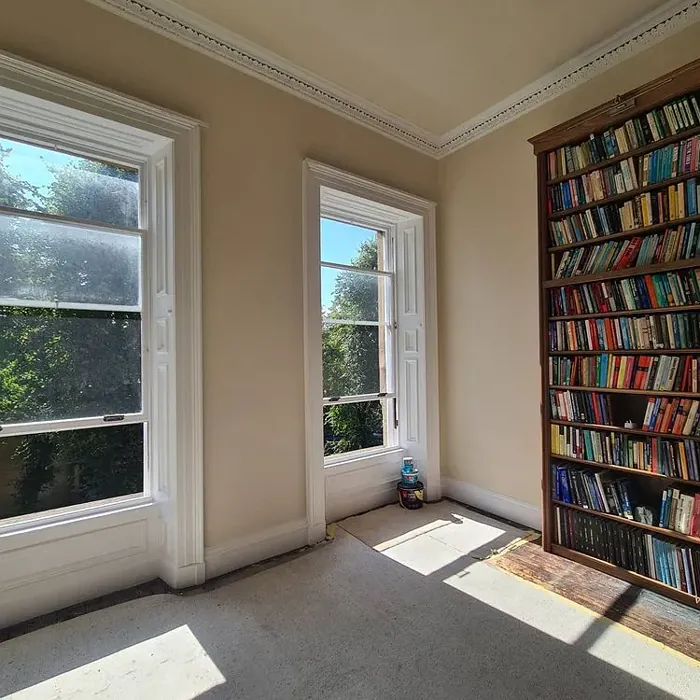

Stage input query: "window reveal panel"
[
  {"left": 0, "top": 308, "right": 141, "bottom": 424},
  {"left": 0, "top": 424, "right": 144, "bottom": 519}
]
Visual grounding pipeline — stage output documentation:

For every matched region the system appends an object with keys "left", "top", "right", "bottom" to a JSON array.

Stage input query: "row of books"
[
  {"left": 548, "top": 158, "right": 638, "bottom": 213},
  {"left": 554, "top": 506, "right": 700, "bottom": 595},
  {"left": 549, "top": 312, "right": 700, "bottom": 351},
  {"left": 551, "top": 424, "right": 700, "bottom": 480},
  {"left": 546, "top": 93, "right": 700, "bottom": 179},
  {"left": 549, "top": 269, "right": 700, "bottom": 316},
  {"left": 549, "top": 354, "right": 700, "bottom": 393},
  {"left": 659, "top": 487, "right": 700, "bottom": 536},
  {"left": 640, "top": 136, "right": 700, "bottom": 186},
  {"left": 552, "top": 224, "right": 700, "bottom": 279},
  {"left": 642, "top": 398, "right": 700, "bottom": 436},
  {"left": 549, "top": 389, "right": 613, "bottom": 425},
  {"left": 553, "top": 462, "right": 700, "bottom": 537},
  {"left": 549, "top": 180, "right": 700, "bottom": 246},
  {"left": 552, "top": 461, "right": 636, "bottom": 517}
]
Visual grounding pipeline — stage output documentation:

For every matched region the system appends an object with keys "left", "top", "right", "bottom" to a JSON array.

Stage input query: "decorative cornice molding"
[
  {"left": 438, "top": 0, "right": 700, "bottom": 156},
  {"left": 87, "top": 0, "right": 700, "bottom": 159}
]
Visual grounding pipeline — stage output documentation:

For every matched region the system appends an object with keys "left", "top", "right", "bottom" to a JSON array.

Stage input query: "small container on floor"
[{"left": 397, "top": 480, "right": 424, "bottom": 509}]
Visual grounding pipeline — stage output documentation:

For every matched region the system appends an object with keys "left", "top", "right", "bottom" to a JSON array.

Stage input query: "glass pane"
[
  {"left": 0, "top": 308, "right": 141, "bottom": 424},
  {"left": 322, "top": 267, "right": 383, "bottom": 322},
  {"left": 320, "top": 219, "right": 380, "bottom": 270},
  {"left": 324, "top": 400, "right": 386, "bottom": 456},
  {"left": 322, "top": 323, "right": 382, "bottom": 397},
  {"left": 0, "top": 424, "right": 143, "bottom": 520},
  {"left": 0, "top": 212, "right": 141, "bottom": 307},
  {"left": 0, "top": 137, "right": 139, "bottom": 229}
]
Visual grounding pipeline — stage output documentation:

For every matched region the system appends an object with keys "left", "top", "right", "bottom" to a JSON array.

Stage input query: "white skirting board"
[
  {"left": 442, "top": 477, "right": 542, "bottom": 531},
  {"left": 204, "top": 519, "right": 310, "bottom": 580}
]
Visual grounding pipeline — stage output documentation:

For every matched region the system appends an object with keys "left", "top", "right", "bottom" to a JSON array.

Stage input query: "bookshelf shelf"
[
  {"left": 550, "top": 349, "right": 700, "bottom": 355},
  {"left": 549, "top": 385, "right": 700, "bottom": 398},
  {"left": 550, "top": 418, "right": 700, "bottom": 443},
  {"left": 548, "top": 170, "right": 700, "bottom": 220},
  {"left": 552, "top": 500, "right": 700, "bottom": 546},
  {"left": 546, "top": 123, "right": 700, "bottom": 186},
  {"left": 543, "top": 257, "right": 700, "bottom": 289},
  {"left": 550, "top": 304, "right": 700, "bottom": 321},
  {"left": 548, "top": 213, "right": 700, "bottom": 253},
  {"left": 551, "top": 544, "right": 700, "bottom": 608},
  {"left": 532, "top": 60, "right": 700, "bottom": 608},
  {"left": 550, "top": 453, "right": 700, "bottom": 486}
]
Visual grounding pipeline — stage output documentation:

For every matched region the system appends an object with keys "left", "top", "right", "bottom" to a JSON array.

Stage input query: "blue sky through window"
[
  {"left": 1, "top": 138, "right": 76, "bottom": 193},
  {"left": 320, "top": 218, "right": 376, "bottom": 310}
]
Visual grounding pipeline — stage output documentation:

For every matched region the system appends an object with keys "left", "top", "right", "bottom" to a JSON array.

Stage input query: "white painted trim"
[
  {"left": 0, "top": 54, "right": 204, "bottom": 620},
  {"left": 303, "top": 160, "right": 440, "bottom": 533},
  {"left": 0, "top": 503, "right": 160, "bottom": 628},
  {"left": 442, "top": 478, "right": 542, "bottom": 532},
  {"left": 204, "top": 519, "right": 309, "bottom": 580},
  {"left": 85, "top": 0, "right": 700, "bottom": 158}
]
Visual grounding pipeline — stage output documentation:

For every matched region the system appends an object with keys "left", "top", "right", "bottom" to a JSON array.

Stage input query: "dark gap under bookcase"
[{"left": 530, "top": 58, "right": 700, "bottom": 609}]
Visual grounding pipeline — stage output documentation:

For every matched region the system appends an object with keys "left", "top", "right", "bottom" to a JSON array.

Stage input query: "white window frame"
[
  {"left": 0, "top": 51, "right": 204, "bottom": 608},
  {"left": 320, "top": 214, "right": 399, "bottom": 462},
  {"left": 303, "top": 160, "right": 440, "bottom": 540}
]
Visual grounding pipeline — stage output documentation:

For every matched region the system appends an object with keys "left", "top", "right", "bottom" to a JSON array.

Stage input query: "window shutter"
[{"left": 395, "top": 216, "right": 429, "bottom": 481}]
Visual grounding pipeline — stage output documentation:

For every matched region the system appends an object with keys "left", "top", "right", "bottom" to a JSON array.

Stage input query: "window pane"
[
  {"left": 0, "top": 137, "right": 139, "bottom": 229},
  {"left": 0, "top": 212, "right": 141, "bottom": 307},
  {"left": 324, "top": 400, "right": 386, "bottom": 456},
  {"left": 322, "top": 323, "right": 382, "bottom": 397},
  {"left": 0, "top": 308, "right": 141, "bottom": 424},
  {"left": 321, "top": 219, "right": 379, "bottom": 270},
  {"left": 0, "top": 424, "right": 143, "bottom": 520},
  {"left": 322, "top": 267, "right": 384, "bottom": 322}
]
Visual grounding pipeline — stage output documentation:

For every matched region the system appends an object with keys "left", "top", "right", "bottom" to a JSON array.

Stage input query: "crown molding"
[
  {"left": 438, "top": 0, "right": 700, "bottom": 156},
  {"left": 86, "top": 0, "right": 700, "bottom": 160},
  {"left": 84, "top": 0, "right": 440, "bottom": 157}
]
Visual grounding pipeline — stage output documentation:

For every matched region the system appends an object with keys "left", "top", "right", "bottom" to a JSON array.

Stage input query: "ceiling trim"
[
  {"left": 439, "top": 0, "right": 700, "bottom": 156},
  {"left": 87, "top": 0, "right": 700, "bottom": 160}
]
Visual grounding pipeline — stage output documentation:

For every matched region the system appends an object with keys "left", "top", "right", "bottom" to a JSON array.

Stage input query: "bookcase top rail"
[
  {"left": 543, "top": 257, "right": 700, "bottom": 288},
  {"left": 529, "top": 58, "right": 700, "bottom": 155},
  {"left": 553, "top": 500, "right": 700, "bottom": 546}
]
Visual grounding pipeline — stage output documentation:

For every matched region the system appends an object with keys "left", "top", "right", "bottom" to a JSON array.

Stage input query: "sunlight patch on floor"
[
  {"left": 374, "top": 514, "right": 506, "bottom": 576},
  {"left": 4, "top": 625, "right": 226, "bottom": 700}
]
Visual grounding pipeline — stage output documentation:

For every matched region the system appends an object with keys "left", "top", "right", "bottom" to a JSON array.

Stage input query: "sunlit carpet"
[{"left": 1, "top": 502, "right": 698, "bottom": 699}]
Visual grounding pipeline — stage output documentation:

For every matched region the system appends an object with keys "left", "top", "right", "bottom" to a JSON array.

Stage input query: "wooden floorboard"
[{"left": 489, "top": 539, "right": 700, "bottom": 661}]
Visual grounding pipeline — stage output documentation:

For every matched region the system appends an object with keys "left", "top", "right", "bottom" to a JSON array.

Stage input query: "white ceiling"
[{"left": 175, "top": 0, "right": 667, "bottom": 134}]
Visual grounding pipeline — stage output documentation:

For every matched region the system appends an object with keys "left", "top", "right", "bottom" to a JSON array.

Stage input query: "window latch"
[
  {"left": 103, "top": 414, "right": 125, "bottom": 423},
  {"left": 326, "top": 397, "right": 340, "bottom": 403}
]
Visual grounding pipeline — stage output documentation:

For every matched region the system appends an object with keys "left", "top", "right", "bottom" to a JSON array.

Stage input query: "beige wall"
[
  {"left": 438, "top": 22, "right": 700, "bottom": 510},
  {"left": 0, "top": 0, "right": 438, "bottom": 548}
]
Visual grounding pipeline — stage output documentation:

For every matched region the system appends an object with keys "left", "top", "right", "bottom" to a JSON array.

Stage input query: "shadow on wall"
[{"left": 0, "top": 503, "right": 693, "bottom": 699}]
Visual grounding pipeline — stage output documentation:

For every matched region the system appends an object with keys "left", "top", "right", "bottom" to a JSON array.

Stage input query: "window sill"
[
  {"left": 324, "top": 446, "right": 404, "bottom": 476},
  {"left": 0, "top": 494, "right": 156, "bottom": 538}
]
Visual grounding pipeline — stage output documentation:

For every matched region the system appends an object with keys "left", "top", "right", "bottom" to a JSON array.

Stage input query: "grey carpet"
[{"left": 1, "top": 502, "right": 698, "bottom": 699}]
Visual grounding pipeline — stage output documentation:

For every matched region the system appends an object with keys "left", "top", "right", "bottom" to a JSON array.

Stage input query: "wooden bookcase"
[{"left": 530, "top": 59, "right": 700, "bottom": 609}]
